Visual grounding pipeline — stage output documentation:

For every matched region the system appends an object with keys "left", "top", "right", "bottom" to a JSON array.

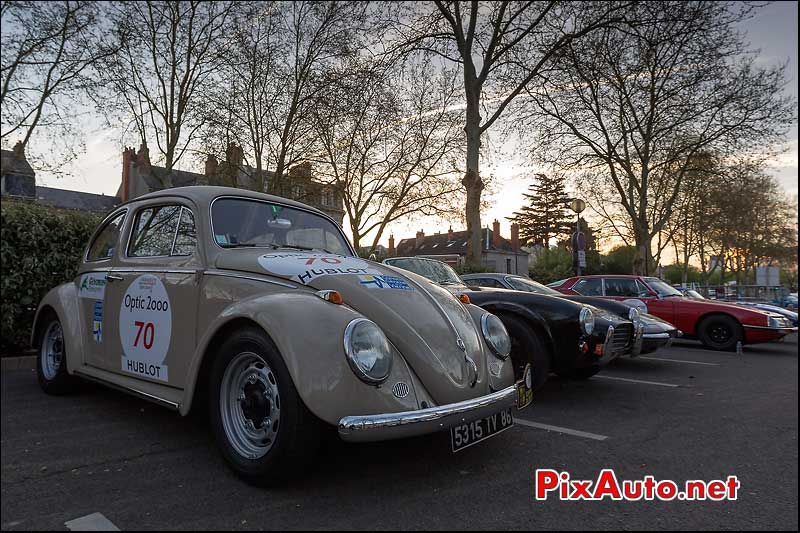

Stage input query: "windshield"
[
  {"left": 211, "top": 198, "right": 352, "bottom": 255},
  {"left": 506, "top": 276, "right": 562, "bottom": 295},
  {"left": 644, "top": 277, "right": 683, "bottom": 297},
  {"left": 385, "top": 258, "right": 463, "bottom": 285}
]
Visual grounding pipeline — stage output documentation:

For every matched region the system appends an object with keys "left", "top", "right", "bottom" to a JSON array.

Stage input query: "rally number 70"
[{"left": 133, "top": 321, "right": 154, "bottom": 349}]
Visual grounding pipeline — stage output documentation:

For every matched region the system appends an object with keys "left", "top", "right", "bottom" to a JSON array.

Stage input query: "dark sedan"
[
  {"left": 383, "top": 257, "right": 635, "bottom": 391},
  {"left": 463, "top": 273, "right": 680, "bottom": 355}
]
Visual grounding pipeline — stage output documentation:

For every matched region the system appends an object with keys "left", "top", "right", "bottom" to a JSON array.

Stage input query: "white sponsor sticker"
[
  {"left": 257, "top": 252, "right": 373, "bottom": 285},
  {"left": 78, "top": 273, "right": 107, "bottom": 299},
  {"left": 119, "top": 275, "right": 171, "bottom": 382}
]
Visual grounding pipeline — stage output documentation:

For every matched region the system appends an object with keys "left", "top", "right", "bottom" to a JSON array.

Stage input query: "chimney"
[
  {"left": 511, "top": 223, "right": 520, "bottom": 252},
  {"left": 416, "top": 230, "right": 425, "bottom": 249},
  {"left": 135, "top": 143, "right": 151, "bottom": 174},
  {"left": 12, "top": 140, "right": 25, "bottom": 158},
  {"left": 492, "top": 219, "right": 501, "bottom": 249},
  {"left": 447, "top": 226, "right": 454, "bottom": 241},
  {"left": 225, "top": 143, "right": 243, "bottom": 169},
  {"left": 388, "top": 234, "right": 395, "bottom": 256},
  {"left": 205, "top": 154, "right": 218, "bottom": 177},
  {"left": 120, "top": 147, "right": 136, "bottom": 202}
]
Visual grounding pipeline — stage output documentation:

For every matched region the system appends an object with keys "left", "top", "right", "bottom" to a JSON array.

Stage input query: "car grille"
[{"left": 608, "top": 323, "right": 633, "bottom": 356}]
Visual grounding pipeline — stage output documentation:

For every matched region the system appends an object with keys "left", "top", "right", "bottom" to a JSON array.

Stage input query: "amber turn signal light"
[
  {"left": 315, "top": 290, "right": 343, "bottom": 305},
  {"left": 459, "top": 293, "right": 471, "bottom": 304}
]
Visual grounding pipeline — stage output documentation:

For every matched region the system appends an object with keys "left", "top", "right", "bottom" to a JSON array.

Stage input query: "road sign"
[
  {"left": 577, "top": 250, "right": 587, "bottom": 268},
  {"left": 572, "top": 231, "right": 586, "bottom": 251}
]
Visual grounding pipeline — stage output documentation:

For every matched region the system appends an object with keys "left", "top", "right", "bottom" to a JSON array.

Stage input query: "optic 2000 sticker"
[{"left": 119, "top": 275, "right": 172, "bottom": 382}]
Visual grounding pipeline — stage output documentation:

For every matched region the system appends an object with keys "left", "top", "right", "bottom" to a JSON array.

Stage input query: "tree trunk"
[
  {"left": 632, "top": 223, "right": 652, "bottom": 275},
  {"left": 463, "top": 81, "right": 483, "bottom": 266}
]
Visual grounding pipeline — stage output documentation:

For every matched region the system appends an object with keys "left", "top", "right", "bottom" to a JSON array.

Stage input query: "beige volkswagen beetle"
[{"left": 33, "top": 186, "right": 531, "bottom": 484}]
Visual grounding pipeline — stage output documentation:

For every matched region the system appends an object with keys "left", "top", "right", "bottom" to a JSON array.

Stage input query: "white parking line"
[
  {"left": 65, "top": 513, "right": 120, "bottom": 531},
  {"left": 639, "top": 356, "right": 720, "bottom": 366},
  {"left": 594, "top": 375, "right": 679, "bottom": 388},
  {"left": 515, "top": 419, "right": 609, "bottom": 441}
]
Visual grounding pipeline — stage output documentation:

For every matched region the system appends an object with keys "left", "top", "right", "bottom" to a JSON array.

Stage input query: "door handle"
[{"left": 106, "top": 274, "right": 124, "bottom": 282}]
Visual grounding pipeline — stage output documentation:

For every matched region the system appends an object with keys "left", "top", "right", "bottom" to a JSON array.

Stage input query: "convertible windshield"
[
  {"left": 385, "top": 258, "right": 464, "bottom": 285},
  {"left": 644, "top": 277, "right": 683, "bottom": 297},
  {"left": 506, "top": 276, "right": 562, "bottom": 295},
  {"left": 211, "top": 198, "right": 352, "bottom": 255}
]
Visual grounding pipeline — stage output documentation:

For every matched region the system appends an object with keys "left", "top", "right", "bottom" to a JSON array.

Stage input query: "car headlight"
[
  {"left": 768, "top": 315, "right": 788, "bottom": 328},
  {"left": 628, "top": 306, "right": 641, "bottom": 327},
  {"left": 343, "top": 318, "right": 393, "bottom": 384},
  {"left": 580, "top": 307, "right": 595, "bottom": 335},
  {"left": 481, "top": 313, "right": 511, "bottom": 359}
]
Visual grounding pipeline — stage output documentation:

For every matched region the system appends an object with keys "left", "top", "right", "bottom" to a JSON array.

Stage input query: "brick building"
[
  {"left": 2, "top": 141, "right": 343, "bottom": 225},
  {"left": 392, "top": 220, "right": 529, "bottom": 275}
]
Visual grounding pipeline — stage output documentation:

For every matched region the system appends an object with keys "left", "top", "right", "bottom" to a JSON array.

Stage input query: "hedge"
[{"left": 1, "top": 200, "right": 102, "bottom": 351}]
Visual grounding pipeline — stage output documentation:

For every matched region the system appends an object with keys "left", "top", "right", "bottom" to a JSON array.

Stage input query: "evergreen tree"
[{"left": 508, "top": 173, "right": 573, "bottom": 247}]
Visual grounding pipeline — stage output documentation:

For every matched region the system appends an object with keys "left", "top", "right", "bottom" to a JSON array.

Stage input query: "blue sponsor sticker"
[
  {"left": 359, "top": 274, "right": 414, "bottom": 291},
  {"left": 92, "top": 300, "right": 103, "bottom": 342}
]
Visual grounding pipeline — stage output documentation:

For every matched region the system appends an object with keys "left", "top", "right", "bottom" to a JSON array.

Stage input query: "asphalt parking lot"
[{"left": 1, "top": 335, "right": 797, "bottom": 531}]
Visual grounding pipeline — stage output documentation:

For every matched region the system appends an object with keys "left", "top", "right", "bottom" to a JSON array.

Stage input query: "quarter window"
[
  {"left": 86, "top": 211, "right": 126, "bottom": 262},
  {"left": 129, "top": 205, "right": 196, "bottom": 257}
]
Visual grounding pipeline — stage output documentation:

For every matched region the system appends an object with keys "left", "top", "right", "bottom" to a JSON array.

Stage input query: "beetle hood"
[{"left": 215, "top": 250, "right": 498, "bottom": 404}]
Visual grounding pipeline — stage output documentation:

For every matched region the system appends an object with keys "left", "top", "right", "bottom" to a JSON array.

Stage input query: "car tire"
[
  {"left": 697, "top": 314, "right": 742, "bottom": 351},
  {"left": 497, "top": 314, "right": 550, "bottom": 392},
  {"left": 209, "top": 326, "right": 322, "bottom": 486},
  {"left": 36, "top": 314, "right": 79, "bottom": 395}
]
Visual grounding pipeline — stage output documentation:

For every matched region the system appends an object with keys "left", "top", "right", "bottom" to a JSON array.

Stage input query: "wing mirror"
[{"left": 368, "top": 253, "right": 377, "bottom": 261}]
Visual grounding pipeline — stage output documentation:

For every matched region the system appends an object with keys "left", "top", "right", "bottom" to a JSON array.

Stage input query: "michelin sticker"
[
  {"left": 257, "top": 252, "right": 373, "bottom": 285},
  {"left": 119, "top": 275, "right": 171, "bottom": 382},
  {"left": 359, "top": 274, "right": 414, "bottom": 291},
  {"left": 78, "top": 273, "right": 107, "bottom": 299},
  {"left": 92, "top": 300, "right": 103, "bottom": 342}
]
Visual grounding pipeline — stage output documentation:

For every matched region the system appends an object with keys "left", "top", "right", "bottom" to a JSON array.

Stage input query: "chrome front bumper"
[
  {"left": 629, "top": 324, "right": 645, "bottom": 357},
  {"left": 338, "top": 385, "right": 518, "bottom": 443}
]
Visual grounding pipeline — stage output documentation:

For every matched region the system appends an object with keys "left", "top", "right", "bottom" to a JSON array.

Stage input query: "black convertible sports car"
[
  {"left": 383, "top": 257, "right": 636, "bottom": 391},
  {"left": 462, "top": 273, "right": 680, "bottom": 355}
]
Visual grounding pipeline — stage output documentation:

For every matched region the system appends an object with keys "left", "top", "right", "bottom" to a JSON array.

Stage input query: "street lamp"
[{"left": 569, "top": 198, "right": 586, "bottom": 276}]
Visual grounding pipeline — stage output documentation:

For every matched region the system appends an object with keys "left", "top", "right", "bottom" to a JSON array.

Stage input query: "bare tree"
[
  {"left": 266, "top": 0, "right": 370, "bottom": 196},
  {"left": 1, "top": 0, "right": 115, "bottom": 173},
  {"left": 312, "top": 59, "right": 465, "bottom": 251},
  {"left": 389, "top": 1, "right": 627, "bottom": 264},
  {"left": 525, "top": 1, "right": 795, "bottom": 274},
  {"left": 101, "top": 0, "right": 234, "bottom": 186}
]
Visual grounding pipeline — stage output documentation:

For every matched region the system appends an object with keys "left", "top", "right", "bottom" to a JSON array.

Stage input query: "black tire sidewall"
[
  {"left": 699, "top": 315, "right": 741, "bottom": 351},
  {"left": 208, "top": 326, "right": 319, "bottom": 485},
  {"left": 497, "top": 314, "right": 550, "bottom": 391}
]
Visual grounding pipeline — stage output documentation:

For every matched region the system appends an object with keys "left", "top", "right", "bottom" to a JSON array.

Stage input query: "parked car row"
[{"left": 31, "top": 187, "right": 796, "bottom": 486}]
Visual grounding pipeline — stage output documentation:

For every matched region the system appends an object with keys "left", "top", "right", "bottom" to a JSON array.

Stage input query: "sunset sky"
[{"left": 34, "top": 1, "right": 798, "bottom": 259}]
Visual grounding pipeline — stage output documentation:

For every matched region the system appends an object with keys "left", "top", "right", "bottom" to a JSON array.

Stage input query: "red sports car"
[{"left": 549, "top": 275, "right": 797, "bottom": 351}]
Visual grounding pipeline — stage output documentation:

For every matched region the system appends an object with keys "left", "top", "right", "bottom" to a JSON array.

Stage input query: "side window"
[
  {"left": 605, "top": 277, "right": 641, "bottom": 297},
  {"left": 636, "top": 279, "right": 652, "bottom": 297},
  {"left": 172, "top": 208, "right": 197, "bottom": 256},
  {"left": 86, "top": 211, "right": 126, "bottom": 262},
  {"left": 129, "top": 205, "right": 196, "bottom": 258},
  {"left": 573, "top": 278, "right": 603, "bottom": 296}
]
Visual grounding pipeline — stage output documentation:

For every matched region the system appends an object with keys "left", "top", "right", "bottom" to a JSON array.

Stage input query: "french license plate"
[{"left": 450, "top": 408, "right": 514, "bottom": 453}]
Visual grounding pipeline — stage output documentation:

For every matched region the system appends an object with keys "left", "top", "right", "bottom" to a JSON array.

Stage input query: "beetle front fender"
[
  {"left": 182, "top": 291, "right": 425, "bottom": 424},
  {"left": 31, "top": 282, "right": 84, "bottom": 374}
]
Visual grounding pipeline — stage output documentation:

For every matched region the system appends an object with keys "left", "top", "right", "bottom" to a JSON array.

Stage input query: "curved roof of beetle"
[{"left": 122, "top": 185, "right": 328, "bottom": 218}]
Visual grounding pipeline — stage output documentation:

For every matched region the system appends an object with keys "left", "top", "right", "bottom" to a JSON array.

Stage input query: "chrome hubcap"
[
  {"left": 41, "top": 321, "right": 64, "bottom": 380},
  {"left": 220, "top": 352, "right": 281, "bottom": 460}
]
